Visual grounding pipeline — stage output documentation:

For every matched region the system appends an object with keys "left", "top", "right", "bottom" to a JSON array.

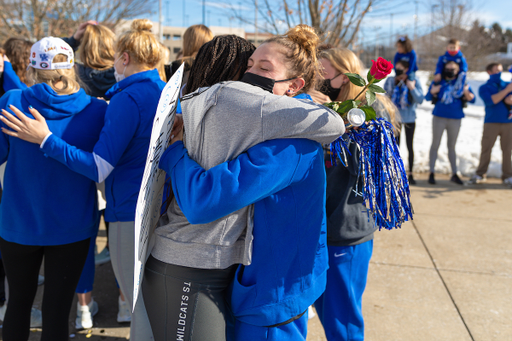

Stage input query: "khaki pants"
[{"left": 475, "top": 123, "right": 512, "bottom": 180}]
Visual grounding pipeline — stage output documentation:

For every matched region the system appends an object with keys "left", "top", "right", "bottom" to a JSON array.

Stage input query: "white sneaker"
[
  {"left": 466, "top": 174, "right": 485, "bottom": 185},
  {"left": 307, "top": 305, "right": 316, "bottom": 320},
  {"left": 75, "top": 298, "right": 99, "bottom": 329},
  {"left": 30, "top": 307, "right": 42, "bottom": 328},
  {"left": 117, "top": 296, "right": 131, "bottom": 323},
  {"left": 503, "top": 177, "right": 512, "bottom": 187}
]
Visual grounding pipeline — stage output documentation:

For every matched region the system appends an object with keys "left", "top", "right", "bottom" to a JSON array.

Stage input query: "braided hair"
[{"left": 184, "top": 35, "right": 256, "bottom": 95}]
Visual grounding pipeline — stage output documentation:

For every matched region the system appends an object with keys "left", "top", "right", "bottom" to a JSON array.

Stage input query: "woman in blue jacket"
[
  {"left": 0, "top": 37, "right": 107, "bottom": 341},
  {"left": 385, "top": 59, "right": 425, "bottom": 184},
  {"left": 2, "top": 19, "right": 164, "bottom": 340},
  {"left": 426, "top": 61, "right": 475, "bottom": 185}
]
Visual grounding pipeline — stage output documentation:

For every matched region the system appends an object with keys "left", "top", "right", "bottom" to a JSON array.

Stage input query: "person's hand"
[
  {"left": 433, "top": 74, "right": 442, "bottom": 83},
  {"left": 170, "top": 114, "right": 184, "bottom": 145},
  {"left": 0, "top": 105, "right": 50, "bottom": 145},
  {"left": 430, "top": 84, "right": 441, "bottom": 95},
  {"left": 505, "top": 94, "right": 512, "bottom": 106},
  {"left": 73, "top": 20, "right": 98, "bottom": 41},
  {"left": 308, "top": 89, "right": 332, "bottom": 104},
  {"left": 406, "top": 79, "right": 416, "bottom": 90}
]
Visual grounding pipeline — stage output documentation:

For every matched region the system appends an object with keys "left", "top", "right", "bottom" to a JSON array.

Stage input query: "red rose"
[{"left": 370, "top": 57, "right": 393, "bottom": 80}]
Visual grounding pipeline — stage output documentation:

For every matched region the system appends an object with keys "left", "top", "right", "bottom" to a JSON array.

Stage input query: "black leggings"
[
  {"left": 397, "top": 122, "right": 416, "bottom": 172},
  {"left": 143, "top": 255, "right": 237, "bottom": 341},
  {"left": 0, "top": 237, "right": 90, "bottom": 341}
]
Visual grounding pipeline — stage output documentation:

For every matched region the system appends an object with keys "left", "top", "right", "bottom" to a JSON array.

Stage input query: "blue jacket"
[
  {"left": 435, "top": 51, "right": 468, "bottom": 75},
  {"left": 2, "top": 61, "right": 28, "bottom": 93},
  {"left": 426, "top": 79, "right": 475, "bottom": 119},
  {"left": 394, "top": 50, "right": 418, "bottom": 75},
  {"left": 478, "top": 73, "right": 512, "bottom": 124},
  {"left": 41, "top": 69, "right": 166, "bottom": 222},
  {"left": 160, "top": 139, "right": 328, "bottom": 326},
  {"left": 384, "top": 77, "right": 424, "bottom": 123},
  {"left": 0, "top": 84, "right": 107, "bottom": 245}
]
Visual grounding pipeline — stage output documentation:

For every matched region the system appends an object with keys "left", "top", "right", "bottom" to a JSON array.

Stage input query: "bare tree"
[
  {"left": 230, "top": 0, "right": 389, "bottom": 47},
  {"left": 0, "top": 0, "right": 156, "bottom": 42}
]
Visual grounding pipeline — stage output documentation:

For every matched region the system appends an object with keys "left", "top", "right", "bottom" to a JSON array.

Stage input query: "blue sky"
[{"left": 151, "top": 0, "right": 511, "bottom": 43}]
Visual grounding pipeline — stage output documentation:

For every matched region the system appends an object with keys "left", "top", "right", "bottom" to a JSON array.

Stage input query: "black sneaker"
[
  {"left": 408, "top": 174, "right": 417, "bottom": 185},
  {"left": 428, "top": 172, "right": 436, "bottom": 185},
  {"left": 450, "top": 174, "right": 463, "bottom": 185}
]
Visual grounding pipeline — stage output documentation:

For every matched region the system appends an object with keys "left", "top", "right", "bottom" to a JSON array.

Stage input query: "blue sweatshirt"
[
  {"left": 2, "top": 61, "right": 27, "bottom": 93},
  {"left": 478, "top": 73, "right": 512, "bottom": 124},
  {"left": 384, "top": 77, "right": 424, "bottom": 123},
  {"left": 160, "top": 139, "right": 328, "bottom": 326},
  {"left": 393, "top": 50, "right": 418, "bottom": 75},
  {"left": 426, "top": 79, "right": 475, "bottom": 119},
  {"left": 435, "top": 51, "right": 468, "bottom": 75},
  {"left": 40, "top": 69, "right": 166, "bottom": 222},
  {"left": 0, "top": 84, "right": 107, "bottom": 245}
]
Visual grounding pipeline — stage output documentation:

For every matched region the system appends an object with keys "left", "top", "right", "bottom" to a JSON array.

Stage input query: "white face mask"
[{"left": 114, "top": 56, "right": 127, "bottom": 83}]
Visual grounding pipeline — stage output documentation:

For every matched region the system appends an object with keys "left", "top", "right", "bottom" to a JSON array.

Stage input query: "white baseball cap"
[{"left": 29, "top": 37, "right": 74, "bottom": 70}]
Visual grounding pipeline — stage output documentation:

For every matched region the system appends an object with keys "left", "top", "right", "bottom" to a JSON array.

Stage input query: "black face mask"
[
  {"left": 395, "top": 69, "right": 405, "bottom": 76},
  {"left": 320, "top": 73, "right": 343, "bottom": 101},
  {"left": 443, "top": 69, "right": 456, "bottom": 79},
  {"left": 240, "top": 72, "right": 297, "bottom": 94}
]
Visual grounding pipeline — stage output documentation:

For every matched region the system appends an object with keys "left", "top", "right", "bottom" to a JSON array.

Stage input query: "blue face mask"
[{"left": 490, "top": 72, "right": 502, "bottom": 82}]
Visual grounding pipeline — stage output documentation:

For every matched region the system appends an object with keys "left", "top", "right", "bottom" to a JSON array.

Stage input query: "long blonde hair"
[
  {"left": 79, "top": 24, "right": 115, "bottom": 70},
  {"left": 116, "top": 19, "right": 161, "bottom": 68},
  {"left": 318, "top": 48, "right": 366, "bottom": 102},
  {"left": 156, "top": 42, "right": 170, "bottom": 82},
  {"left": 26, "top": 54, "right": 80, "bottom": 95}
]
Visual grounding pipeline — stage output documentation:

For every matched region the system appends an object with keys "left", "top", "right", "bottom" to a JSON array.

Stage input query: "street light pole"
[
  {"left": 254, "top": 0, "right": 258, "bottom": 45},
  {"left": 203, "top": 0, "right": 206, "bottom": 25},
  {"left": 159, "top": 0, "right": 163, "bottom": 43}
]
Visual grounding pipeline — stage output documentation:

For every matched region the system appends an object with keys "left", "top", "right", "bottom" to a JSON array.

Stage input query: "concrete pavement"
[{"left": 13, "top": 172, "right": 512, "bottom": 340}]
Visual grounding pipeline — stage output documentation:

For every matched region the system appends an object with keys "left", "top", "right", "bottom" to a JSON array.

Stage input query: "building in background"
[{"left": 115, "top": 20, "right": 269, "bottom": 62}]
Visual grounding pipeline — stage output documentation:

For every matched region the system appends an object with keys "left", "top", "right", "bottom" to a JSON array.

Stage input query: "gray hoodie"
[{"left": 152, "top": 81, "right": 345, "bottom": 269}]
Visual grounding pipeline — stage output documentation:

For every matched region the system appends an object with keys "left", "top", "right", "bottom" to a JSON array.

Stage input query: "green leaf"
[
  {"left": 360, "top": 106, "right": 377, "bottom": 121},
  {"left": 365, "top": 90, "right": 376, "bottom": 106},
  {"left": 345, "top": 73, "right": 366, "bottom": 87},
  {"left": 367, "top": 70, "right": 375, "bottom": 84},
  {"left": 337, "top": 100, "right": 354, "bottom": 113},
  {"left": 368, "top": 84, "right": 386, "bottom": 93}
]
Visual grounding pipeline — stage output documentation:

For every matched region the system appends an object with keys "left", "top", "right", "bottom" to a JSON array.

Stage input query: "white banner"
[{"left": 133, "top": 64, "right": 184, "bottom": 310}]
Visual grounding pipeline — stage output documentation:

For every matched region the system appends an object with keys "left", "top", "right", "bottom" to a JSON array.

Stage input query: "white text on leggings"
[{"left": 177, "top": 282, "right": 191, "bottom": 340}]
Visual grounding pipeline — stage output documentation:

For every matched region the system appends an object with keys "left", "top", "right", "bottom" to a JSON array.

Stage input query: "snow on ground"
[{"left": 389, "top": 70, "right": 512, "bottom": 178}]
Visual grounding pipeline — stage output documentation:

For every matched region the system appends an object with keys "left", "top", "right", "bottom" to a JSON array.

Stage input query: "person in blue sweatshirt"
[
  {"left": 426, "top": 60, "right": 475, "bottom": 185},
  {"left": 467, "top": 63, "right": 512, "bottom": 186},
  {"left": 0, "top": 37, "right": 107, "bottom": 341},
  {"left": 393, "top": 36, "right": 418, "bottom": 81},
  {"left": 0, "top": 38, "right": 32, "bottom": 93},
  {"left": 384, "top": 59, "right": 425, "bottom": 184},
  {"left": 433, "top": 38, "right": 468, "bottom": 99},
  {"left": 2, "top": 19, "right": 163, "bottom": 340}
]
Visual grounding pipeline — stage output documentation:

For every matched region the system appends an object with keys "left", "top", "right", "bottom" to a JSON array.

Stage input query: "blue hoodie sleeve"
[
  {"left": 159, "top": 139, "right": 310, "bottom": 224},
  {"left": 408, "top": 50, "right": 418, "bottom": 73},
  {"left": 41, "top": 93, "right": 139, "bottom": 182},
  {"left": 435, "top": 55, "right": 444, "bottom": 75},
  {"left": 459, "top": 54, "right": 468, "bottom": 73},
  {"left": 0, "top": 94, "right": 12, "bottom": 164},
  {"left": 467, "top": 85, "right": 476, "bottom": 104},
  {"left": 2, "top": 62, "right": 28, "bottom": 92}
]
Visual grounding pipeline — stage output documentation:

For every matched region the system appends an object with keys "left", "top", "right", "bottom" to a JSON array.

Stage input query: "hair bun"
[
  {"left": 285, "top": 24, "right": 319, "bottom": 54},
  {"left": 131, "top": 19, "right": 153, "bottom": 32}
]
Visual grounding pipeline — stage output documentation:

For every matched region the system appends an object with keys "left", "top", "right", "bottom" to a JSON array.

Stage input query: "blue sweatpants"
[
  {"left": 314, "top": 240, "right": 373, "bottom": 341},
  {"left": 228, "top": 312, "right": 308, "bottom": 341}
]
